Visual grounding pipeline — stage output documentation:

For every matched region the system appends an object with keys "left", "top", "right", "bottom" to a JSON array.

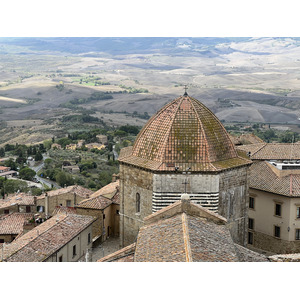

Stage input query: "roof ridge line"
[
  {"left": 251, "top": 143, "right": 268, "bottom": 156},
  {"left": 158, "top": 96, "right": 185, "bottom": 163},
  {"left": 182, "top": 212, "right": 192, "bottom": 262},
  {"left": 3, "top": 214, "right": 69, "bottom": 261},
  {"left": 188, "top": 96, "right": 212, "bottom": 166}
]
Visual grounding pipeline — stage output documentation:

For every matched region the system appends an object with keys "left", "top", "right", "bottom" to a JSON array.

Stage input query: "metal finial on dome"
[{"left": 184, "top": 85, "right": 188, "bottom": 96}]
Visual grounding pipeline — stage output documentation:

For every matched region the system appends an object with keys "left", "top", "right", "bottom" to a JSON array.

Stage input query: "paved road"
[{"left": 28, "top": 154, "right": 61, "bottom": 189}]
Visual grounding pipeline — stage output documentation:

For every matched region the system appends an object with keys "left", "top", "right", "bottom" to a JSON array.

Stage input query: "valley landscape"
[{"left": 1, "top": 37, "right": 300, "bottom": 146}]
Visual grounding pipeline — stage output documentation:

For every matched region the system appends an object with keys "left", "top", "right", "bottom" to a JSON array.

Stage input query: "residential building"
[
  {"left": 238, "top": 142, "right": 300, "bottom": 254},
  {"left": 0, "top": 213, "right": 96, "bottom": 262},
  {"left": 96, "top": 135, "right": 108, "bottom": 145},
  {"left": 0, "top": 213, "right": 35, "bottom": 243},
  {"left": 76, "top": 181, "right": 119, "bottom": 242},
  {"left": 118, "top": 93, "right": 252, "bottom": 247},
  {"left": 85, "top": 143, "right": 105, "bottom": 151},
  {"left": 0, "top": 193, "right": 37, "bottom": 215},
  {"left": 99, "top": 194, "right": 268, "bottom": 262},
  {"left": 51, "top": 143, "right": 62, "bottom": 150},
  {"left": 0, "top": 166, "right": 17, "bottom": 178},
  {"left": 62, "top": 165, "right": 80, "bottom": 174},
  {"left": 36, "top": 185, "right": 93, "bottom": 216}
]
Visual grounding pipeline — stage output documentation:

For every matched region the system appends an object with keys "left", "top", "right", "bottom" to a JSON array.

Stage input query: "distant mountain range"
[{"left": 1, "top": 37, "right": 298, "bottom": 56}]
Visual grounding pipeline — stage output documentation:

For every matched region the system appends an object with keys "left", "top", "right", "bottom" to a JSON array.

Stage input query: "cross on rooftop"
[{"left": 184, "top": 85, "right": 188, "bottom": 96}]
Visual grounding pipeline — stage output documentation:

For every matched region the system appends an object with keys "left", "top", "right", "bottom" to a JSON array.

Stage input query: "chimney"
[
  {"left": 33, "top": 196, "right": 37, "bottom": 206},
  {"left": 112, "top": 173, "right": 117, "bottom": 182},
  {"left": 45, "top": 192, "right": 49, "bottom": 218}
]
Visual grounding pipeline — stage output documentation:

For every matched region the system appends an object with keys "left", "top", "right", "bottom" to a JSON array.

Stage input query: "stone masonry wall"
[
  {"left": 120, "top": 164, "right": 153, "bottom": 247},
  {"left": 218, "top": 166, "right": 249, "bottom": 246},
  {"left": 251, "top": 230, "right": 300, "bottom": 254}
]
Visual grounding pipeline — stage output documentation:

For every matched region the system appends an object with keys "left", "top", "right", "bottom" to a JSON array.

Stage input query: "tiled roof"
[
  {"left": 250, "top": 161, "right": 300, "bottom": 196},
  {"left": 100, "top": 198, "right": 268, "bottom": 262},
  {"left": 0, "top": 213, "right": 34, "bottom": 235},
  {"left": 90, "top": 180, "right": 119, "bottom": 199},
  {"left": 0, "top": 193, "right": 35, "bottom": 209},
  {"left": 39, "top": 185, "right": 93, "bottom": 199},
  {"left": 76, "top": 195, "right": 112, "bottom": 210},
  {"left": 238, "top": 143, "right": 300, "bottom": 160},
  {"left": 230, "top": 133, "right": 264, "bottom": 146},
  {"left": 119, "top": 95, "right": 250, "bottom": 172},
  {"left": 1, "top": 214, "right": 95, "bottom": 262},
  {"left": 52, "top": 206, "right": 77, "bottom": 215},
  {"left": 98, "top": 243, "right": 136, "bottom": 262}
]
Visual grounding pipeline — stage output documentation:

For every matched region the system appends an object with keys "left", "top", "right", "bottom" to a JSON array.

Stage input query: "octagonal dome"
[{"left": 118, "top": 94, "right": 251, "bottom": 172}]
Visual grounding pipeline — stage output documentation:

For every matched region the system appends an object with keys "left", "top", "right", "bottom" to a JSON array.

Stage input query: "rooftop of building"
[
  {"left": 119, "top": 94, "right": 251, "bottom": 172},
  {"left": 90, "top": 180, "right": 119, "bottom": 200},
  {"left": 237, "top": 142, "right": 300, "bottom": 161},
  {"left": 0, "top": 193, "right": 36, "bottom": 209},
  {"left": 230, "top": 133, "right": 264, "bottom": 146},
  {"left": 99, "top": 195, "right": 268, "bottom": 262},
  {"left": 0, "top": 213, "right": 96, "bottom": 262},
  {"left": 38, "top": 185, "right": 93, "bottom": 199},
  {"left": 0, "top": 213, "right": 35, "bottom": 235},
  {"left": 250, "top": 160, "right": 300, "bottom": 197}
]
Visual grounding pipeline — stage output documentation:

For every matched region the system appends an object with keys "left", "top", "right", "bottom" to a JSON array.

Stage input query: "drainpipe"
[{"left": 45, "top": 192, "right": 49, "bottom": 218}]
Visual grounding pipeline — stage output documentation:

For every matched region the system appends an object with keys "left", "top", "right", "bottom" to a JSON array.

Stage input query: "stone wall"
[
  {"left": 76, "top": 208, "right": 102, "bottom": 240},
  {"left": 218, "top": 166, "right": 249, "bottom": 246},
  {"left": 120, "top": 164, "right": 153, "bottom": 247},
  {"left": 152, "top": 173, "right": 219, "bottom": 212},
  {"left": 37, "top": 193, "right": 87, "bottom": 216},
  {"left": 251, "top": 230, "right": 300, "bottom": 254}
]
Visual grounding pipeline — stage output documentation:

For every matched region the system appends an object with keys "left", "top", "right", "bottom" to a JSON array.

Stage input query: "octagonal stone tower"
[{"left": 118, "top": 93, "right": 252, "bottom": 247}]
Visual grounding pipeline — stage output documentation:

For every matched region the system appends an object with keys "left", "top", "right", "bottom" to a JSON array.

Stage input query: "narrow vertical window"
[
  {"left": 248, "top": 218, "right": 254, "bottom": 230},
  {"left": 275, "top": 203, "right": 281, "bottom": 217},
  {"left": 136, "top": 193, "right": 140, "bottom": 213},
  {"left": 296, "top": 229, "right": 300, "bottom": 240},
  {"left": 249, "top": 197, "right": 255, "bottom": 209},
  {"left": 297, "top": 207, "right": 300, "bottom": 219},
  {"left": 248, "top": 232, "right": 253, "bottom": 245},
  {"left": 73, "top": 245, "right": 77, "bottom": 256},
  {"left": 274, "top": 226, "right": 281, "bottom": 238},
  {"left": 88, "top": 233, "right": 91, "bottom": 244}
]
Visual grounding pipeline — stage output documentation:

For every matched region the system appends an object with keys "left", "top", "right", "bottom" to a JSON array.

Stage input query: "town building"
[
  {"left": 99, "top": 194, "right": 268, "bottom": 262},
  {"left": 0, "top": 213, "right": 95, "bottom": 262},
  {"left": 96, "top": 134, "right": 108, "bottom": 145},
  {"left": 118, "top": 93, "right": 252, "bottom": 247},
  {"left": 76, "top": 180, "right": 120, "bottom": 242},
  {"left": 0, "top": 166, "right": 17, "bottom": 178},
  {"left": 0, "top": 193, "right": 37, "bottom": 215},
  {"left": 0, "top": 213, "right": 35, "bottom": 243},
  {"left": 85, "top": 143, "right": 105, "bottom": 151},
  {"left": 238, "top": 143, "right": 300, "bottom": 254},
  {"left": 36, "top": 185, "right": 93, "bottom": 216},
  {"left": 51, "top": 143, "right": 62, "bottom": 150}
]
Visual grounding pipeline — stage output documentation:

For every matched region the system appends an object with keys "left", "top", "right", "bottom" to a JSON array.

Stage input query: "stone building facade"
[{"left": 119, "top": 94, "right": 251, "bottom": 247}]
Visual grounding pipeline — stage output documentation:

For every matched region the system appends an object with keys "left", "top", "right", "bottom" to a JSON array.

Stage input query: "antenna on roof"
[{"left": 183, "top": 85, "right": 188, "bottom": 96}]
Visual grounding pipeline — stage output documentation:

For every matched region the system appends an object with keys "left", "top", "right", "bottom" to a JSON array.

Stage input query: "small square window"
[
  {"left": 296, "top": 229, "right": 300, "bottom": 240},
  {"left": 248, "top": 218, "right": 254, "bottom": 230},
  {"left": 4, "top": 209, "right": 9, "bottom": 214},
  {"left": 66, "top": 200, "right": 71, "bottom": 207},
  {"left": 274, "top": 226, "right": 281, "bottom": 238},
  {"left": 249, "top": 197, "right": 255, "bottom": 209},
  {"left": 275, "top": 203, "right": 281, "bottom": 217},
  {"left": 26, "top": 206, "right": 31, "bottom": 213}
]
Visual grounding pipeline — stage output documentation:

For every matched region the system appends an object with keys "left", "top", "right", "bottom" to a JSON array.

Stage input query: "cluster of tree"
[
  {"left": 0, "top": 177, "right": 42, "bottom": 197},
  {"left": 253, "top": 129, "right": 300, "bottom": 143},
  {"left": 119, "top": 85, "right": 149, "bottom": 94},
  {"left": 61, "top": 113, "right": 100, "bottom": 124}
]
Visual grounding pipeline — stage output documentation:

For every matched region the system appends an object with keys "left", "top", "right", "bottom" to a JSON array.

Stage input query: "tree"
[
  {"left": 35, "top": 151, "right": 43, "bottom": 161},
  {"left": 0, "top": 148, "right": 5, "bottom": 157},
  {"left": 56, "top": 171, "right": 74, "bottom": 187},
  {"left": 19, "top": 167, "right": 36, "bottom": 181}
]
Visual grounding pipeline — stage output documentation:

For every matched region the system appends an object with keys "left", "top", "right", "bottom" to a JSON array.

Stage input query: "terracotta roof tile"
[
  {"left": 249, "top": 161, "right": 300, "bottom": 197},
  {"left": 90, "top": 180, "right": 119, "bottom": 199},
  {"left": 0, "top": 193, "right": 35, "bottom": 209},
  {"left": 40, "top": 185, "right": 93, "bottom": 199},
  {"left": 1, "top": 214, "right": 95, "bottom": 262},
  {"left": 77, "top": 195, "right": 112, "bottom": 210},
  {"left": 0, "top": 213, "right": 34, "bottom": 235},
  {"left": 119, "top": 95, "right": 250, "bottom": 172},
  {"left": 238, "top": 143, "right": 300, "bottom": 161}
]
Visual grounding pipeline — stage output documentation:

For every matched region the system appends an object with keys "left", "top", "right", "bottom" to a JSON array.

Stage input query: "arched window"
[{"left": 136, "top": 193, "right": 140, "bottom": 213}]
